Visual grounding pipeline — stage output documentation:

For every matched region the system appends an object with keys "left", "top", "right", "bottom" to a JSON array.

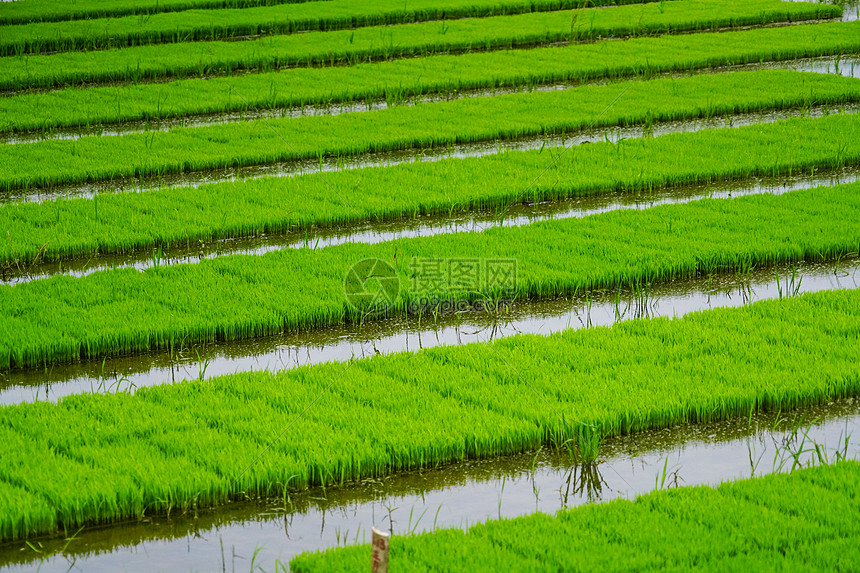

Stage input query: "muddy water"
[
  {"left": 4, "top": 96, "right": 860, "bottom": 206},
  {"left": 0, "top": 398, "right": 855, "bottom": 573},
  {"left": 4, "top": 165, "right": 859, "bottom": 285},
  {"left": 2, "top": 258, "right": 856, "bottom": 405}
]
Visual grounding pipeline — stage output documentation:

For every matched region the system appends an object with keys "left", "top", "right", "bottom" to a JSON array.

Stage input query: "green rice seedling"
[
  {"left": 194, "top": 349, "right": 211, "bottom": 381},
  {"left": 774, "top": 418, "right": 821, "bottom": 471},
  {"left": 0, "top": 0, "right": 620, "bottom": 26},
  {"left": 2, "top": 179, "right": 860, "bottom": 369},
  {"left": 655, "top": 457, "right": 682, "bottom": 489},
  {"left": 3, "top": 69, "right": 860, "bottom": 193},
  {"left": 789, "top": 265, "right": 803, "bottom": 298},
  {"left": 151, "top": 246, "right": 163, "bottom": 269},
  {"left": 0, "top": 481, "right": 56, "bottom": 542},
  {"left": 614, "top": 285, "right": 625, "bottom": 322},
  {"left": 1, "top": 289, "right": 860, "bottom": 541},
  {"left": 0, "top": 0, "right": 316, "bottom": 25},
  {"left": 3, "top": 21, "right": 859, "bottom": 132},
  {"left": 563, "top": 423, "right": 601, "bottom": 464},
  {"left": 4, "top": 0, "right": 578, "bottom": 53},
  {"left": 0, "top": 0, "right": 833, "bottom": 64},
  {"left": 292, "top": 462, "right": 860, "bottom": 571}
]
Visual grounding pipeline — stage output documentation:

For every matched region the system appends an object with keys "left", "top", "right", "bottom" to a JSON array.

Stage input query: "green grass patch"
[
  {"left": 291, "top": 461, "right": 860, "bottom": 572},
  {"left": 2, "top": 20, "right": 857, "bottom": 131},
  {"left": 0, "top": 0, "right": 583, "bottom": 26},
  {"left": 0, "top": 0, "right": 690, "bottom": 55},
  {"left": 1, "top": 69, "right": 858, "bottom": 193},
  {"left": 3, "top": 108, "right": 860, "bottom": 266},
  {"left": 0, "top": 0, "right": 833, "bottom": 59},
  {"left": 1, "top": 181, "right": 860, "bottom": 368},
  {"left": 0, "top": 1, "right": 840, "bottom": 87},
  {"left": 0, "top": 289, "right": 858, "bottom": 540}
]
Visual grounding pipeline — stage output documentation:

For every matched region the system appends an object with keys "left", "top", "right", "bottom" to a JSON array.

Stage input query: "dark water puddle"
[
  {"left": 2, "top": 258, "right": 856, "bottom": 406},
  {"left": 4, "top": 165, "right": 860, "bottom": 285},
  {"left": 0, "top": 397, "right": 855, "bottom": 572}
]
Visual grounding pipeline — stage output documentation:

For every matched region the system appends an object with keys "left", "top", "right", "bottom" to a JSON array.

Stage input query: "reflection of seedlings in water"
[
  {"left": 734, "top": 268, "right": 756, "bottom": 306},
  {"left": 570, "top": 291, "right": 595, "bottom": 329},
  {"left": 631, "top": 280, "right": 655, "bottom": 319},
  {"left": 746, "top": 438, "right": 766, "bottom": 478},
  {"left": 420, "top": 303, "right": 523, "bottom": 348},
  {"left": 222, "top": 541, "right": 243, "bottom": 573},
  {"left": 497, "top": 476, "right": 506, "bottom": 519},
  {"left": 774, "top": 265, "right": 803, "bottom": 299},
  {"left": 530, "top": 448, "right": 543, "bottom": 508},
  {"left": 560, "top": 462, "right": 609, "bottom": 505},
  {"left": 745, "top": 405, "right": 767, "bottom": 477},
  {"left": 608, "top": 281, "right": 657, "bottom": 322},
  {"left": 585, "top": 291, "right": 593, "bottom": 327}
]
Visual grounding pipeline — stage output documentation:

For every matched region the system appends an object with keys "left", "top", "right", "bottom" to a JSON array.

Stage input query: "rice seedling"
[
  {"left": 0, "top": 0, "right": 314, "bottom": 25},
  {"left": 1, "top": 0, "right": 858, "bottom": 552},
  {"left": 0, "top": 0, "right": 633, "bottom": 56},
  {"left": 2, "top": 179, "right": 860, "bottom": 369},
  {"left": 290, "top": 462, "right": 860, "bottom": 572},
  {"left": 150, "top": 246, "right": 163, "bottom": 269},
  {"left": 3, "top": 69, "right": 860, "bottom": 193},
  {"left": 3, "top": 21, "right": 858, "bottom": 131},
  {"left": 0, "top": 0, "right": 626, "bottom": 28},
  {"left": 562, "top": 423, "right": 601, "bottom": 464},
  {"left": 655, "top": 458, "right": 684, "bottom": 489},
  {"left": 194, "top": 349, "right": 211, "bottom": 381},
  {"left": 0, "top": 288, "right": 859, "bottom": 541},
  {"left": 0, "top": 0, "right": 833, "bottom": 62}
]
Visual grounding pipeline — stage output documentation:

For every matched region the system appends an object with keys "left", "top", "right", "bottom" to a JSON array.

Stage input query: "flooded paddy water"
[
  {"left": 3, "top": 50, "right": 859, "bottom": 147},
  {"left": 3, "top": 165, "right": 859, "bottom": 285},
  {"left": 2, "top": 256, "right": 856, "bottom": 405},
  {"left": 2, "top": 96, "right": 859, "bottom": 205},
  {"left": 2, "top": 3, "right": 860, "bottom": 572},
  {"left": 0, "top": 397, "right": 855, "bottom": 572}
]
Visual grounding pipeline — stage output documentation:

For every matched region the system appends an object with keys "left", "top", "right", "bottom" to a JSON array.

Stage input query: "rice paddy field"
[{"left": 1, "top": 0, "right": 859, "bottom": 570}]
